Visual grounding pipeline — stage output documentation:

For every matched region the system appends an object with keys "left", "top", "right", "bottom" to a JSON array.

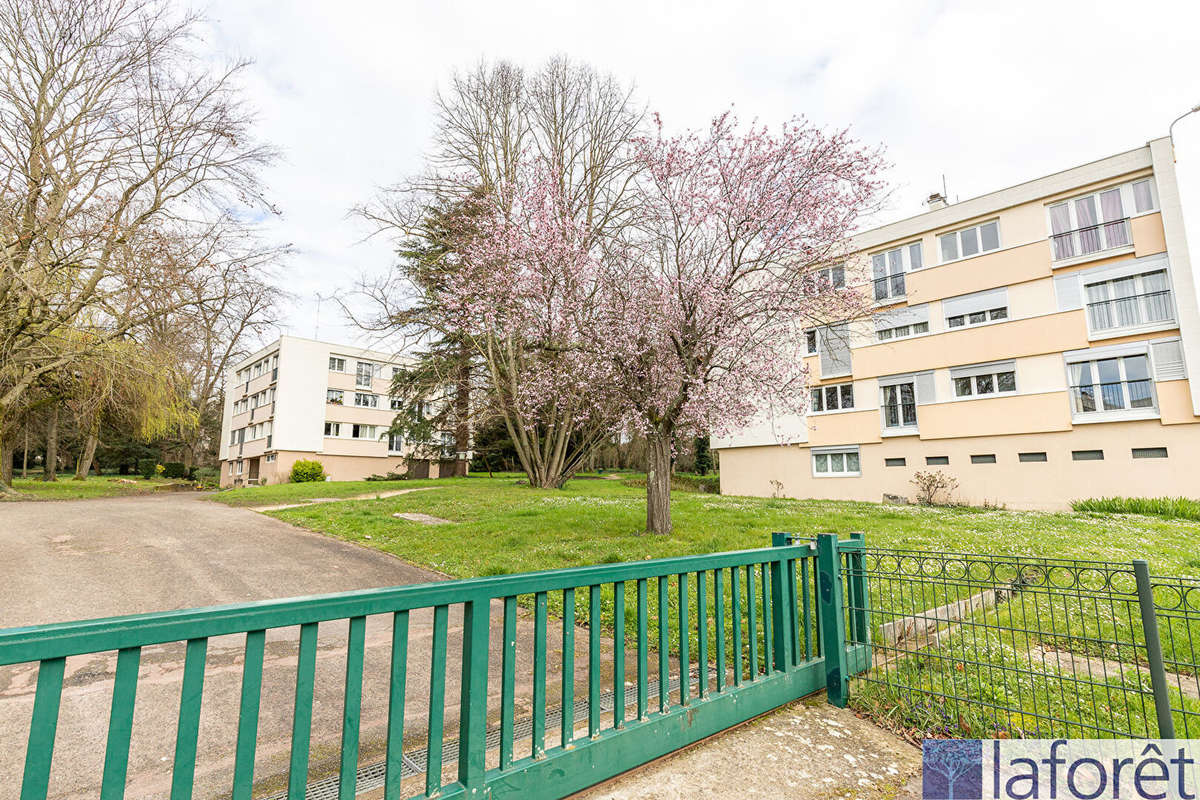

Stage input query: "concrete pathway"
[{"left": 248, "top": 486, "right": 436, "bottom": 512}]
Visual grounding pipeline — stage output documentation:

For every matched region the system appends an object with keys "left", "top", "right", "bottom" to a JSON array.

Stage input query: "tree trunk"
[
  {"left": 645, "top": 430, "right": 672, "bottom": 535},
  {"left": 21, "top": 425, "right": 29, "bottom": 478},
  {"left": 1, "top": 433, "right": 13, "bottom": 487},
  {"left": 42, "top": 407, "right": 58, "bottom": 481},
  {"left": 453, "top": 352, "right": 471, "bottom": 477},
  {"left": 74, "top": 420, "right": 100, "bottom": 480}
]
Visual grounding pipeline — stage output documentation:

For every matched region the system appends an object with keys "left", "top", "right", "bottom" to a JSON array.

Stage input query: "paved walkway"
[{"left": 248, "top": 486, "right": 436, "bottom": 512}]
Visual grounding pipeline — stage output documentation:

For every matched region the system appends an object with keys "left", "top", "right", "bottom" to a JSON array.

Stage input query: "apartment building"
[
  {"left": 714, "top": 137, "right": 1200, "bottom": 510},
  {"left": 218, "top": 336, "right": 459, "bottom": 487}
]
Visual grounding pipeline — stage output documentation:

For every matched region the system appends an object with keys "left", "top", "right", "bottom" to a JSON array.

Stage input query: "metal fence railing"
[{"left": 838, "top": 546, "right": 1200, "bottom": 740}]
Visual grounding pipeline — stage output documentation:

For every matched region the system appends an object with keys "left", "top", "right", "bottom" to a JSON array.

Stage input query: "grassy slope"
[
  {"left": 264, "top": 476, "right": 1200, "bottom": 579},
  {"left": 5, "top": 476, "right": 177, "bottom": 501}
]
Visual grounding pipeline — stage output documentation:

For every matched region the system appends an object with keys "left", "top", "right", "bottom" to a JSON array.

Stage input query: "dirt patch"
[{"left": 392, "top": 512, "right": 452, "bottom": 525}]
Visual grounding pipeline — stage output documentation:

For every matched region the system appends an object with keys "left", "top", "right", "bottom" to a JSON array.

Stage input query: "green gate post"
[
  {"left": 1133, "top": 559, "right": 1175, "bottom": 738},
  {"left": 816, "top": 533, "right": 849, "bottom": 707},
  {"left": 846, "top": 533, "right": 872, "bottom": 671}
]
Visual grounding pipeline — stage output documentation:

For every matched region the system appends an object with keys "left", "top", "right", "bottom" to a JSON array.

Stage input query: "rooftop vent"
[{"left": 926, "top": 192, "right": 948, "bottom": 211}]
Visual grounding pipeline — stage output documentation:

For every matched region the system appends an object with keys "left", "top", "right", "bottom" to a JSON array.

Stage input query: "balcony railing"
[
  {"left": 1086, "top": 289, "right": 1173, "bottom": 331},
  {"left": 873, "top": 274, "right": 905, "bottom": 302},
  {"left": 1051, "top": 217, "right": 1131, "bottom": 261},
  {"left": 882, "top": 402, "right": 917, "bottom": 429},
  {"left": 1070, "top": 379, "right": 1154, "bottom": 414}
]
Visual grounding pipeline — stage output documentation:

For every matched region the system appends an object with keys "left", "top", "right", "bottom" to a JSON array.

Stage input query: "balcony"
[
  {"left": 1051, "top": 218, "right": 1132, "bottom": 263},
  {"left": 1086, "top": 289, "right": 1173, "bottom": 333}
]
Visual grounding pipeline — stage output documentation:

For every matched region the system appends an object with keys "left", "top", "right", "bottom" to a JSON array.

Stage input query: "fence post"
[
  {"left": 458, "top": 596, "right": 491, "bottom": 793},
  {"left": 816, "top": 533, "right": 849, "bottom": 707},
  {"left": 846, "top": 533, "right": 871, "bottom": 672},
  {"left": 1133, "top": 559, "right": 1175, "bottom": 738},
  {"left": 770, "top": 535, "right": 791, "bottom": 671}
]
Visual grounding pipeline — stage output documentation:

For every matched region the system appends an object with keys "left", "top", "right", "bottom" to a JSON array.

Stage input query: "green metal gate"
[{"left": 2, "top": 537, "right": 870, "bottom": 800}]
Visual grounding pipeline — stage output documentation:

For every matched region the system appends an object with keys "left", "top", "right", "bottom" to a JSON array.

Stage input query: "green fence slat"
[
  {"left": 769, "top": 559, "right": 788, "bottom": 672},
  {"left": 338, "top": 616, "right": 366, "bottom": 800},
  {"left": 761, "top": 563, "right": 773, "bottom": 672},
  {"left": 287, "top": 623, "right": 319, "bottom": 799},
  {"left": 746, "top": 566, "right": 758, "bottom": 681},
  {"left": 384, "top": 611, "right": 409, "bottom": 800},
  {"left": 696, "top": 571, "right": 708, "bottom": 699},
  {"left": 589, "top": 584, "right": 601, "bottom": 737},
  {"left": 714, "top": 569, "right": 726, "bottom": 692},
  {"left": 500, "top": 596, "right": 517, "bottom": 769},
  {"left": 787, "top": 558, "right": 800, "bottom": 667},
  {"left": 100, "top": 647, "right": 141, "bottom": 800},
  {"left": 561, "top": 589, "right": 576, "bottom": 747},
  {"left": 636, "top": 579, "right": 648, "bottom": 720},
  {"left": 816, "top": 534, "right": 848, "bottom": 707},
  {"left": 731, "top": 567, "right": 743, "bottom": 687},
  {"left": 19, "top": 656, "right": 65, "bottom": 800},
  {"left": 613, "top": 581, "right": 626, "bottom": 729},
  {"left": 457, "top": 599, "right": 490, "bottom": 789},
  {"left": 232, "top": 630, "right": 265, "bottom": 800},
  {"left": 171, "top": 638, "right": 208, "bottom": 800},
  {"left": 426, "top": 605, "right": 448, "bottom": 796},
  {"left": 801, "top": 558, "right": 812, "bottom": 660},
  {"left": 532, "top": 592, "right": 547, "bottom": 759},
  {"left": 678, "top": 573, "right": 689, "bottom": 706},
  {"left": 657, "top": 576, "right": 669, "bottom": 713}
]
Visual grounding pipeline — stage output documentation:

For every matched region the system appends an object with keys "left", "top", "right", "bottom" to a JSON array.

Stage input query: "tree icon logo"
[{"left": 923, "top": 740, "right": 983, "bottom": 800}]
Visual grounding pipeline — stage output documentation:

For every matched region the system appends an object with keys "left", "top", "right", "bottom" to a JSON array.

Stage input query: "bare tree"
[
  {"left": 358, "top": 56, "right": 644, "bottom": 488},
  {"left": 0, "top": 0, "right": 277, "bottom": 489}
]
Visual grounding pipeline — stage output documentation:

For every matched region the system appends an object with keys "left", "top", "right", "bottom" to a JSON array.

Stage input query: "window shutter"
[
  {"left": 1054, "top": 274, "right": 1083, "bottom": 311},
  {"left": 942, "top": 287, "right": 1007, "bottom": 319},
  {"left": 915, "top": 371, "right": 936, "bottom": 405},
  {"left": 820, "top": 323, "right": 852, "bottom": 376},
  {"left": 874, "top": 304, "right": 930, "bottom": 332},
  {"left": 1151, "top": 339, "right": 1186, "bottom": 380}
]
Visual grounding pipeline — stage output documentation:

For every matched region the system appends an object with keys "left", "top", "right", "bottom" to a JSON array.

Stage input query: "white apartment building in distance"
[{"left": 218, "top": 335, "right": 458, "bottom": 487}]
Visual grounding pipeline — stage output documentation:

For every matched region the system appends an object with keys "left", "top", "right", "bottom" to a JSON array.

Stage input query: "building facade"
[
  {"left": 218, "top": 336, "right": 457, "bottom": 487},
  {"left": 714, "top": 137, "right": 1200, "bottom": 510}
]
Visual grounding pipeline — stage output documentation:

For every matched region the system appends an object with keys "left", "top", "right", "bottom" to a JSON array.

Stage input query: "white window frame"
[
  {"left": 326, "top": 389, "right": 344, "bottom": 405},
  {"left": 938, "top": 219, "right": 1001, "bottom": 264},
  {"left": 811, "top": 446, "right": 861, "bottom": 478},
  {"left": 351, "top": 423, "right": 377, "bottom": 440},
  {"left": 876, "top": 321, "right": 930, "bottom": 342},
  {"left": 1063, "top": 344, "right": 1159, "bottom": 424},
  {"left": 353, "top": 392, "right": 379, "bottom": 408},
  {"left": 809, "top": 382, "right": 855, "bottom": 415},
  {"left": 804, "top": 264, "right": 846, "bottom": 294},
  {"left": 1045, "top": 179, "right": 1155, "bottom": 263},
  {"left": 236, "top": 460, "right": 244, "bottom": 475},
  {"left": 870, "top": 242, "right": 922, "bottom": 303},
  {"left": 265, "top": 453, "right": 276, "bottom": 463},
  {"left": 329, "top": 356, "right": 346, "bottom": 372},
  {"left": 951, "top": 361, "right": 1017, "bottom": 399},
  {"left": 324, "top": 421, "right": 341, "bottom": 437},
  {"left": 228, "top": 461, "right": 234, "bottom": 475},
  {"left": 388, "top": 433, "right": 405, "bottom": 454},
  {"left": 390, "top": 396, "right": 404, "bottom": 411},
  {"left": 946, "top": 306, "right": 1008, "bottom": 330},
  {"left": 355, "top": 361, "right": 375, "bottom": 388},
  {"left": 1083, "top": 268, "right": 1175, "bottom": 337}
]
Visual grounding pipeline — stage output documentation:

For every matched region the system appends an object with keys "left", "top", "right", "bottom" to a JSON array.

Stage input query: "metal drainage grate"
[{"left": 261, "top": 669, "right": 704, "bottom": 800}]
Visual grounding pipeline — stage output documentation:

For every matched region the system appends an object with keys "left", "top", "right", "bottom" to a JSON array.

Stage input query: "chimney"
[{"left": 926, "top": 192, "right": 948, "bottom": 211}]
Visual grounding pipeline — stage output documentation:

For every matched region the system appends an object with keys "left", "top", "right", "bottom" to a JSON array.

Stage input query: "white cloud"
[{"left": 200, "top": 0, "right": 1200, "bottom": 348}]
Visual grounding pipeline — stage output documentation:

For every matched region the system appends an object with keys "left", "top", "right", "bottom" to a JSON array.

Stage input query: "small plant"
[
  {"left": 911, "top": 470, "right": 958, "bottom": 505},
  {"left": 162, "top": 461, "right": 187, "bottom": 479},
  {"left": 769, "top": 479, "right": 784, "bottom": 499},
  {"left": 155, "top": 463, "right": 165, "bottom": 477},
  {"left": 290, "top": 459, "right": 326, "bottom": 483}
]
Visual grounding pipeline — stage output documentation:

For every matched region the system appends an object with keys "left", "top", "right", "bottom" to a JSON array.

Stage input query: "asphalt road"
[{"left": 0, "top": 492, "right": 590, "bottom": 800}]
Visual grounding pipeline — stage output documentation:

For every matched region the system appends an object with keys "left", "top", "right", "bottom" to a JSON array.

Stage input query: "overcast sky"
[{"left": 201, "top": 0, "right": 1200, "bottom": 349}]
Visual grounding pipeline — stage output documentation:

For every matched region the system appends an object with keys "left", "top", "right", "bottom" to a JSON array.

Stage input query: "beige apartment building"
[
  {"left": 218, "top": 336, "right": 459, "bottom": 487},
  {"left": 715, "top": 137, "right": 1200, "bottom": 510}
]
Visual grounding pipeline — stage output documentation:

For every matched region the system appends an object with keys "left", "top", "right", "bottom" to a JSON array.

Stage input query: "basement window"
[
  {"left": 812, "top": 447, "right": 861, "bottom": 477},
  {"left": 1132, "top": 447, "right": 1168, "bottom": 459},
  {"left": 1072, "top": 450, "right": 1104, "bottom": 461},
  {"left": 1018, "top": 452, "right": 1048, "bottom": 462},
  {"left": 926, "top": 456, "right": 949, "bottom": 466},
  {"left": 884, "top": 457, "right": 906, "bottom": 467},
  {"left": 970, "top": 454, "right": 997, "bottom": 464}
]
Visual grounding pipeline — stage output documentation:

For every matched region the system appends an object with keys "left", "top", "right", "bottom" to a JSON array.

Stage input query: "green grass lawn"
[
  {"left": 210, "top": 475, "right": 527, "bottom": 507},
  {"left": 5, "top": 475, "right": 180, "bottom": 500}
]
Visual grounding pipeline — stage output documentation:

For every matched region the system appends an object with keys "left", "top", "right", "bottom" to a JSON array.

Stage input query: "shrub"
[
  {"left": 162, "top": 461, "right": 187, "bottom": 479},
  {"left": 620, "top": 474, "right": 719, "bottom": 494},
  {"left": 192, "top": 467, "right": 220, "bottom": 489},
  {"left": 290, "top": 459, "right": 326, "bottom": 483},
  {"left": 910, "top": 470, "right": 958, "bottom": 505},
  {"left": 137, "top": 458, "right": 157, "bottom": 479},
  {"left": 366, "top": 471, "right": 407, "bottom": 481},
  {"left": 1072, "top": 496, "right": 1200, "bottom": 522}
]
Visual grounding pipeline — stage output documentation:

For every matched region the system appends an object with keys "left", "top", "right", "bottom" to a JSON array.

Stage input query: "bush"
[
  {"left": 621, "top": 474, "right": 720, "bottom": 494},
  {"left": 1072, "top": 496, "right": 1200, "bottom": 522},
  {"left": 137, "top": 458, "right": 157, "bottom": 479},
  {"left": 162, "top": 461, "right": 187, "bottom": 479},
  {"left": 290, "top": 459, "right": 326, "bottom": 483},
  {"left": 192, "top": 467, "right": 220, "bottom": 489},
  {"left": 911, "top": 470, "right": 958, "bottom": 505},
  {"left": 366, "top": 471, "right": 407, "bottom": 481}
]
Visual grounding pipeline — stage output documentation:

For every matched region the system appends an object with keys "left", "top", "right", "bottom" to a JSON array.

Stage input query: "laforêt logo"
[{"left": 924, "top": 739, "right": 984, "bottom": 800}]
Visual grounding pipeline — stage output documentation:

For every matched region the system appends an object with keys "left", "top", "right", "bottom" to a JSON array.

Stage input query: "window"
[
  {"left": 876, "top": 321, "right": 929, "bottom": 341},
  {"left": 804, "top": 264, "right": 846, "bottom": 293},
  {"left": 327, "top": 389, "right": 344, "bottom": 405},
  {"left": 1067, "top": 353, "right": 1155, "bottom": 417},
  {"left": 354, "top": 392, "right": 379, "bottom": 408},
  {"left": 1084, "top": 269, "right": 1172, "bottom": 332},
  {"left": 228, "top": 462, "right": 234, "bottom": 475},
  {"left": 388, "top": 434, "right": 405, "bottom": 453},
  {"left": 351, "top": 424, "right": 377, "bottom": 440},
  {"left": 329, "top": 357, "right": 346, "bottom": 372},
  {"left": 871, "top": 243, "right": 921, "bottom": 302},
  {"left": 1132, "top": 447, "right": 1167, "bottom": 459},
  {"left": 881, "top": 382, "right": 917, "bottom": 429},
  {"left": 1019, "top": 452, "right": 1048, "bottom": 463},
  {"left": 236, "top": 460, "right": 244, "bottom": 474},
  {"left": 392, "top": 366, "right": 402, "bottom": 378},
  {"left": 884, "top": 457, "right": 906, "bottom": 467},
  {"left": 810, "top": 382, "right": 854, "bottom": 413},
  {"left": 356, "top": 361, "right": 374, "bottom": 387},
  {"left": 324, "top": 422, "right": 340, "bottom": 437},
  {"left": 812, "top": 447, "right": 861, "bottom": 477},
  {"left": 970, "top": 454, "right": 997, "bottom": 464},
  {"left": 1049, "top": 185, "right": 1135, "bottom": 260},
  {"left": 1072, "top": 450, "right": 1104, "bottom": 461},
  {"left": 947, "top": 307, "right": 1007, "bottom": 329},
  {"left": 939, "top": 220, "right": 1000, "bottom": 262},
  {"left": 1132, "top": 180, "right": 1157, "bottom": 214},
  {"left": 265, "top": 454, "right": 276, "bottom": 463},
  {"left": 390, "top": 397, "right": 404, "bottom": 411},
  {"left": 952, "top": 363, "right": 1016, "bottom": 398},
  {"left": 926, "top": 456, "right": 949, "bottom": 466},
  {"left": 805, "top": 329, "right": 818, "bottom": 355}
]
